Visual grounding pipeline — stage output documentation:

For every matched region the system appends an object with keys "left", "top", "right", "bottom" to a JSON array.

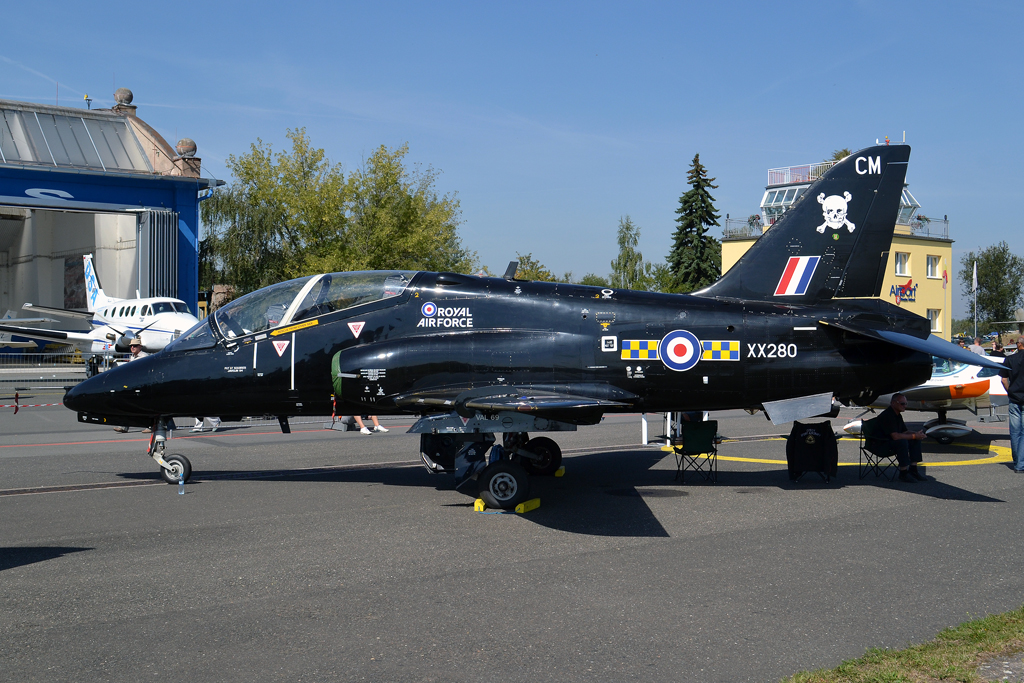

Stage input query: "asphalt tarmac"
[{"left": 0, "top": 395, "right": 1019, "bottom": 682}]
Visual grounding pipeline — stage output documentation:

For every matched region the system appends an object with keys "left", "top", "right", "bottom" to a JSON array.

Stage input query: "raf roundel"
[
  {"left": 659, "top": 329, "right": 702, "bottom": 372},
  {"left": 421, "top": 302, "right": 437, "bottom": 317}
]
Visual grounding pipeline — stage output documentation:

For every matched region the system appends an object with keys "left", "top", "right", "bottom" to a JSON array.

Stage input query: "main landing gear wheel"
[
  {"left": 934, "top": 435, "right": 954, "bottom": 445},
  {"left": 478, "top": 461, "right": 530, "bottom": 510},
  {"left": 521, "top": 436, "right": 563, "bottom": 476},
  {"left": 159, "top": 454, "right": 192, "bottom": 484}
]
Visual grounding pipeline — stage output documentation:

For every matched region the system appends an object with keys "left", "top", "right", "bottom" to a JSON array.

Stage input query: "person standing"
[
  {"left": 191, "top": 417, "right": 221, "bottom": 433},
  {"left": 1002, "top": 337, "right": 1024, "bottom": 473},
  {"left": 353, "top": 415, "right": 388, "bottom": 435},
  {"left": 969, "top": 337, "right": 987, "bottom": 355},
  {"left": 113, "top": 338, "right": 148, "bottom": 433}
]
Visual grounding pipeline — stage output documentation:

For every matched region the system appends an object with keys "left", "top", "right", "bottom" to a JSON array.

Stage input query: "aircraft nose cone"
[
  {"left": 63, "top": 373, "right": 110, "bottom": 413},
  {"left": 63, "top": 358, "right": 150, "bottom": 415}
]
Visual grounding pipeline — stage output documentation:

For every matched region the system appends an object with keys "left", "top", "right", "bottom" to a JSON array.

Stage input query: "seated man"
[{"left": 871, "top": 392, "right": 928, "bottom": 482}]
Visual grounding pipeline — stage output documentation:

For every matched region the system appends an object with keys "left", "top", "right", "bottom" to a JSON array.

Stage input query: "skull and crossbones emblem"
[{"left": 816, "top": 191, "right": 856, "bottom": 233}]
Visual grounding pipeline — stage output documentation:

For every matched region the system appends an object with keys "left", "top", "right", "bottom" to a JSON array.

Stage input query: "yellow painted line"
[
  {"left": 271, "top": 319, "right": 319, "bottom": 336},
  {"left": 660, "top": 440, "right": 1012, "bottom": 467}
]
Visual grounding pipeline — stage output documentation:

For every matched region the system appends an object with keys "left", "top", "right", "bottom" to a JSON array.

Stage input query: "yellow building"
[{"left": 722, "top": 157, "right": 953, "bottom": 340}]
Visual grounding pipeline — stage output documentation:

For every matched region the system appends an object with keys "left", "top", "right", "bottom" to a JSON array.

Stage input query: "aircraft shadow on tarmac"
[
  {"left": 113, "top": 440, "right": 1003, "bottom": 538},
  {"left": 1, "top": 546, "right": 91, "bottom": 572}
]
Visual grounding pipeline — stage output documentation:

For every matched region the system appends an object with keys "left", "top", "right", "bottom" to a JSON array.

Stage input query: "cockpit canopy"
[
  {"left": 931, "top": 355, "right": 968, "bottom": 377},
  {"left": 165, "top": 271, "right": 416, "bottom": 352},
  {"left": 215, "top": 271, "right": 417, "bottom": 339}
]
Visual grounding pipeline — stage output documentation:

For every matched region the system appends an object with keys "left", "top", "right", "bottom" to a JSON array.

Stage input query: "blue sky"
[{"left": 2, "top": 1, "right": 1020, "bottom": 316}]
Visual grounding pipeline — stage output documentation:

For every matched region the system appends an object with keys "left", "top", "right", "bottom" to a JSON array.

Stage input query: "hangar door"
[{"left": 137, "top": 209, "right": 177, "bottom": 298}]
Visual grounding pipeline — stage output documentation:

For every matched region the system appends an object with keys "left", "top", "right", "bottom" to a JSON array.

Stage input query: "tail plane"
[
  {"left": 697, "top": 144, "right": 910, "bottom": 303},
  {"left": 83, "top": 254, "right": 117, "bottom": 313}
]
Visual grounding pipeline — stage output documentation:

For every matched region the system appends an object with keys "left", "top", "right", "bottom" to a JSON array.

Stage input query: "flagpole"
[{"left": 973, "top": 261, "right": 978, "bottom": 338}]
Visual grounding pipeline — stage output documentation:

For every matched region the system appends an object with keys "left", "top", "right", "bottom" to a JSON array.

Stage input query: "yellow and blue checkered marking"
[
  {"left": 621, "top": 340, "right": 659, "bottom": 360},
  {"left": 701, "top": 340, "right": 740, "bottom": 361}
]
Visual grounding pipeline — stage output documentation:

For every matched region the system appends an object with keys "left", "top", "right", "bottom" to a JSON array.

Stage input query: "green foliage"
[
  {"left": 666, "top": 153, "right": 722, "bottom": 293},
  {"left": 951, "top": 318, "right": 973, "bottom": 336},
  {"left": 958, "top": 241, "right": 1024, "bottom": 325},
  {"left": 828, "top": 148, "right": 853, "bottom": 161},
  {"left": 339, "top": 143, "right": 475, "bottom": 274},
  {"left": 201, "top": 130, "right": 475, "bottom": 295},
  {"left": 610, "top": 215, "right": 663, "bottom": 291},
  {"left": 514, "top": 252, "right": 556, "bottom": 282},
  {"left": 578, "top": 273, "right": 610, "bottom": 287}
]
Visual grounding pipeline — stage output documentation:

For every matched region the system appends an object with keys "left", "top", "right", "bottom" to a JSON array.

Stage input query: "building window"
[
  {"left": 927, "top": 309, "right": 941, "bottom": 333},
  {"left": 927, "top": 255, "right": 940, "bottom": 279},
  {"left": 895, "top": 252, "right": 910, "bottom": 276}
]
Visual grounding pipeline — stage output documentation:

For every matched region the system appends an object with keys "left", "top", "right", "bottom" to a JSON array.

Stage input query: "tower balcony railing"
[
  {"left": 896, "top": 216, "right": 949, "bottom": 239},
  {"left": 767, "top": 160, "right": 837, "bottom": 186},
  {"left": 722, "top": 217, "right": 764, "bottom": 239}
]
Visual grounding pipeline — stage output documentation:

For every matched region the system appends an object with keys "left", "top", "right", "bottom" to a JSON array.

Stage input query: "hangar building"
[{"left": 0, "top": 88, "right": 221, "bottom": 321}]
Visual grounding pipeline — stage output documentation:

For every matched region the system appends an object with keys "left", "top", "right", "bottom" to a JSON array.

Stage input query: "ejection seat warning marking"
[
  {"left": 272, "top": 319, "right": 318, "bottom": 336},
  {"left": 273, "top": 340, "right": 290, "bottom": 357},
  {"left": 347, "top": 321, "right": 365, "bottom": 338}
]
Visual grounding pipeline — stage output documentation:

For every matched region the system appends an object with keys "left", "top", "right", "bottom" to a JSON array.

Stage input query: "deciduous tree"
[
  {"left": 959, "top": 241, "right": 1024, "bottom": 325},
  {"left": 514, "top": 252, "right": 556, "bottom": 282},
  {"left": 201, "top": 131, "right": 475, "bottom": 295}
]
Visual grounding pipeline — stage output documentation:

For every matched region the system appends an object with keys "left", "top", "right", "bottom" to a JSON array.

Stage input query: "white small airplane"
[
  {"left": 0, "top": 254, "right": 200, "bottom": 355},
  {"left": 843, "top": 355, "right": 1007, "bottom": 443}
]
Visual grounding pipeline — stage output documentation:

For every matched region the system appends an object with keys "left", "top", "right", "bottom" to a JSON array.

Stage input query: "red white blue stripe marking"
[{"left": 774, "top": 256, "right": 821, "bottom": 296}]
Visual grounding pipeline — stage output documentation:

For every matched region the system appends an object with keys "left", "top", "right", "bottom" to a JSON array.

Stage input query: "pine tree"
[{"left": 667, "top": 153, "right": 722, "bottom": 293}]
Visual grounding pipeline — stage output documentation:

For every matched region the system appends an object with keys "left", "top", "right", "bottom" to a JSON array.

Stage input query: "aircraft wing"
[
  {"left": 21, "top": 303, "right": 94, "bottom": 321},
  {"left": 821, "top": 320, "right": 1006, "bottom": 371},
  {"left": 0, "top": 323, "right": 98, "bottom": 348},
  {"left": 394, "top": 386, "right": 632, "bottom": 424},
  {"left": 463, "top": 392, "right": 631, "bottom": 414}
]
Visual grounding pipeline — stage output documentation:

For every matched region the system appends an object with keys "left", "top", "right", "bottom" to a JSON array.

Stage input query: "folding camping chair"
[
  {"left": 673, "top": 420, "right": 719, "bottom": 483},
  {"left": 859, "top": 415, "right": 900, "bottom": 480}
]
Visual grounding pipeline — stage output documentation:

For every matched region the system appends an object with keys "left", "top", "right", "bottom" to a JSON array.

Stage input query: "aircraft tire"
[
  {"left": 160, "top": 454, "right": 192, "bottom": 484},
  {"left": 522, "top": 437, "right": 562, "bottom": 476},
  {"left": 934, "top": 435, "right": 954, "bottom": 445},
  {"left": 478, "top": 461, "right": 529, "bottom": 510}
]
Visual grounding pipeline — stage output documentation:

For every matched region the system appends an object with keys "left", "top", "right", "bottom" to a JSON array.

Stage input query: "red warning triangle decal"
[
  {"left": 347, "top": 321, "right": 365, "bottom": 338},
  {"left": 272, "top": 340, "right": 290, "bottom": 357}
]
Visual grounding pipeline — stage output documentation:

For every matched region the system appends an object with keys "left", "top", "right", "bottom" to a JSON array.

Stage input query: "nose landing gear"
[{"left": 147, "top": 418, "right": 192, "bottom": 484}]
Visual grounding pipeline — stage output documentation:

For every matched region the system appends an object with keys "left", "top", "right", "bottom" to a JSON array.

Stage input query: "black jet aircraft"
[{"left": 64, "top": 144, "right": 1003, "bottom": 508}]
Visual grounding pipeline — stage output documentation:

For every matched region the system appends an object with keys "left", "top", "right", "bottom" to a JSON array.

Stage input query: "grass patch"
[{"left": 782, "top": 606, "right": 1024, "bottom": 682}]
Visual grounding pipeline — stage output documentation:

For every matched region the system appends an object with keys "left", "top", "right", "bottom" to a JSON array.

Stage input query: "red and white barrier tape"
[{"left": 0, "top": 392, "right": 62, "bottom": 413}]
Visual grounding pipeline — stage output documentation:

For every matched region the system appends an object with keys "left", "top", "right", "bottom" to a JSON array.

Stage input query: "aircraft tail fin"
[
  {"left": 83, "top": 254, "right": 116, "bottom": 313},
  {"left": 696, "top": 144, "right": 910, "bottom": 303}
]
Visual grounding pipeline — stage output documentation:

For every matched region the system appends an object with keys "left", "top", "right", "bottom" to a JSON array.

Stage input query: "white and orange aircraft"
[{"left": 844, "top": 355, "right": 1006, "bottom": 443}]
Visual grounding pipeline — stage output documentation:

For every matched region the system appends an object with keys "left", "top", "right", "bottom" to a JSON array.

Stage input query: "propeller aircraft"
[{"left": 0, "top": 254, "right": 199, "bottom": 357}]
